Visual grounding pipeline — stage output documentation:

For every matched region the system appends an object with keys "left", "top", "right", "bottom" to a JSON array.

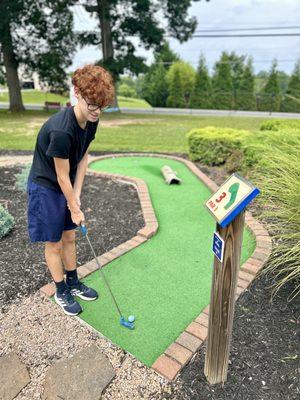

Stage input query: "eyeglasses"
[{"left": 82, "top": 96, "right": 109, "bottom": 112}]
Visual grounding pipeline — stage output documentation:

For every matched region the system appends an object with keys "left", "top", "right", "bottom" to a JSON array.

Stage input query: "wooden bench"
[{"left": 44, "top": 101, "right": 61, "bottom": 112}]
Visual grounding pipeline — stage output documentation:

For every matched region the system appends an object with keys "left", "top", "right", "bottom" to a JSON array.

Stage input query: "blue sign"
[{"left": 212, "top": 232, "right": 224, "bottom": 263}]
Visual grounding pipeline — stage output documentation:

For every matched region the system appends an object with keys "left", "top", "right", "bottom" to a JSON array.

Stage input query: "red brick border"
[{"left": 39, "top": 153, "right": 272, "bottom": 382}]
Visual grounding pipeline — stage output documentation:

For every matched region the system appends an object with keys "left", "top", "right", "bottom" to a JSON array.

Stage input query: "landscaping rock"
[
  {"left": 0, "top": 352, "right": 30, "bottom": 400},
  {"left": 43, "top": 345, "right": 115, "bottom": 400}
]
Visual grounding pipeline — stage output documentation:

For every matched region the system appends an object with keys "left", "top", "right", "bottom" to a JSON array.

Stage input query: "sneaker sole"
[
  {"left": 73, "top": 293, "right": 98, "bottom": 301},
  {"left": 70, "top": 289, "right": 98, "bottom": 301},
  {"left": 54, "top": 293, "right": 83, "bottom": 316}
]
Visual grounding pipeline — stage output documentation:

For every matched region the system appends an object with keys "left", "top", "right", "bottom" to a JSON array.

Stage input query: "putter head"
[
  {"left": 79, "top": 222, "right": 87, "bottom": 236},
  {"left": 120, "top": 316, "right": 135, "bottom": 330}
]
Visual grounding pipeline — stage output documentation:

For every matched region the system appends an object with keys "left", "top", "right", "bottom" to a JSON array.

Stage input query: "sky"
[{"left": 70, "top": 0, "right": 300, "bottom": 75}]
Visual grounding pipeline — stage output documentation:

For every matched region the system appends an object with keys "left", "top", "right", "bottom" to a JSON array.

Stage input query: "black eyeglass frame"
[{"left": 82, "top": 95, "right": 109, "bottom": 112}]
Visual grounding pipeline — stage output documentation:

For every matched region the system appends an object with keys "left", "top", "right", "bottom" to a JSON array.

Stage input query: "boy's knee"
[
  {"left": 62, "top": 230, "right": 76, "bottom": 244},
  {"left": 45, "top": 240, "right": 63, "bottom": 253}
]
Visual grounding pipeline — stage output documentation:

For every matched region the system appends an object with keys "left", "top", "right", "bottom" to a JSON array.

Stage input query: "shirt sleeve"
[{"left": 46, "top": 130, "right": 73, "bottom": 159}]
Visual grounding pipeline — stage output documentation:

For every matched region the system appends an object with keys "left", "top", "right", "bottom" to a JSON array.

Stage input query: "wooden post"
[{"left": 204, "top": 210, "right": 245, "bottom": 384}]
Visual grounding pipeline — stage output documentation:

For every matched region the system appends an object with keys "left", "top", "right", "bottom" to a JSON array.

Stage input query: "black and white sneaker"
[
  {"left": 54, "top": 289, "right": 83, "bottom": 316},
  {"left": 67, "top": 280, "right": 98, "bottom": 301}
]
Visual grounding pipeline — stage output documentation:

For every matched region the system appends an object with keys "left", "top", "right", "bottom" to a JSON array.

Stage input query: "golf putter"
[{"left": 78, "top": 221, "right": 135, "bottom": 330}]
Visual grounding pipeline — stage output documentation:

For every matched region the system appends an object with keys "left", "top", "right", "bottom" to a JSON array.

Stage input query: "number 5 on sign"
[{"left": 205, "top": 173, "right": 260, "bottom": 228}]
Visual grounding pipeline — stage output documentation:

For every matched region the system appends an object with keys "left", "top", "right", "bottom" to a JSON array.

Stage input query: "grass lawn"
[
  {"left": 0, "top": 90, "right": 150, "bottom": 108},
  {"left": 0, "top": 110, "right": 268, "bottom": 153}
]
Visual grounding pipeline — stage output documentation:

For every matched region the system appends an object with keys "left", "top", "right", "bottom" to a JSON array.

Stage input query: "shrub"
[
  {"left": 260, "top": 119, "right": 300, "bottom": 131},
  {"left": 0, "top": 204, "right": 15, "bottom": 239},
  {"left": 186, "top": 127, "right": 252, "bottom": 168},
  {"left": 187, "top": 124, "right": 300, "bottom": 299},
  {"left": 252, "top": 139, "right": 300, "bottom": 300},
  {"left": 15, "top": 163, "right": 32, "bottom": 192}
]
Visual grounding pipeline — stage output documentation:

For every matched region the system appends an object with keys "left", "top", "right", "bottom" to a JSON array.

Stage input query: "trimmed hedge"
[
  {"left": 0, "top": 204, "right": 15, "bottom": 239},
  {"left": 186, "top": 126, "right": 256, "bottom": 171},
  {"left": 260, "top": 119, "right": 300, "bottom": 131}
]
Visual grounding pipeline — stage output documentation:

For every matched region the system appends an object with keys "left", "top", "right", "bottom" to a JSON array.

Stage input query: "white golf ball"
[{"left": 128, "top": 315, "right": 135, "bottom": 323}]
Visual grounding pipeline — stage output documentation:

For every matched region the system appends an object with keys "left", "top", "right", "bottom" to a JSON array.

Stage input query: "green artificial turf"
[{"left": 74, "top": 156, "right": 256, "bottom": 366}]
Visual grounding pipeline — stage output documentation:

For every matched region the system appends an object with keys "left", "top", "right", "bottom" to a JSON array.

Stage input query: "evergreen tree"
[
  {"left": 227, "top": 51, "right": 246, "bottom": 108},
  {"left": 189, "top": 54, "right": 211, "bottom": 109},
  {"left": 280, "top": 60, "right": 300, "bottom": 113},
  {"left": 166, "top": 61, "right": 196, "bottom": 107},
  {"left": 166, "top": 68, "right": 185, "bottom": 108},
  {"left": 142, "top": 63, "right": 169, "bottom": 106},
  {"left": 142, "top": 42, "right": 179, "bottom": 106},
  {"left": 211, "top": 52, "right": 233, "bottom": 110},
  {"left": 258, "top": 60, "right": 281, "bottom": 112},
  {"left": 154, "top": 42, "right": 180, "bottom": 70},
  {"left": 235, "top": 57, "right": 256, "bottom": 111}
]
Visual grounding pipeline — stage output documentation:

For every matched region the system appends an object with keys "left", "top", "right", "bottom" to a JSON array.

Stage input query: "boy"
[{"left": 27, "top": 64, "right": 115, "bottom": 316}]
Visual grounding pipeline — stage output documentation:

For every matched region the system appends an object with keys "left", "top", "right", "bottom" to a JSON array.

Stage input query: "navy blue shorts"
[{"left": 27, "top": 178, "right": 78, "bottom": 243}]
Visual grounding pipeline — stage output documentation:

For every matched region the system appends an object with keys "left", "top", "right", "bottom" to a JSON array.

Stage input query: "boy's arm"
[
  {"left": 73, "top": 150, "right": 89, "bottom": 197},
  {"left": 53, "top": 157, "right": 80, "bottom": 213}
]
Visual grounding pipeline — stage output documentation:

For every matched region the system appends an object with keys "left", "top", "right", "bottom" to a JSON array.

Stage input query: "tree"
[
  {"left": 166, "top": 61, "right": 196, "bottom": 107},
  {"left": 211, "top": 52, "right": 233, "bottom": 110},
  {"left": 117, "top": 83, "right": 137, "bottom": 98},
  {"left": 144, "top": 63, "right": 169, "bottom": 106},
  {"left": 189, "top": 54, "right": 211, "bottom": 109},
  {"left": 226, "top": 51, "right": 246, "bottom": 109},
  {"left": 258, "top": 60, "right": 281, "bottom": 112},
  {"left": 142, "top": 42, "right": 179, "bottom": 106},
  {"left": 0, "top": 65, "right": 6, "bottom": 86},
  {"left": 0, "top": 0, "right": 76, "bottom": 111},
  {"left": 235, "top": 57, "right": 256, "bottom": 111},
  {"left": 154, "top": 42, "right": 180, "bottom": 70},
  {"left": 280, "top": 60, "right": 300, "bottom": 113},
  {"left": 79, "top": 0, "right": 208, "bottom": 82},
  {"left": 166, "top": 68, "right": 185, "bottom": 108}
]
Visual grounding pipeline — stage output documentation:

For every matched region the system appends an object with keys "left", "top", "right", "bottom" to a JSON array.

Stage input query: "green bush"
[
  {"left": 0, "top": 204, "right": 15, "bottom": 238},
  {"left": 15, "top": 163, "right": 32, "bottom": 192},
  {"left": 186, "top": 127, "right": 252, "bottom": 168},
  {"left": 187, "top": 123, "right": 300, "bottom": 299},
  {"left": 260, "top": 119, "right": 300, "bottom": 131}
]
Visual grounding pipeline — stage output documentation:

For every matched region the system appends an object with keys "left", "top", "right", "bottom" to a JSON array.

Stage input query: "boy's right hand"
[{"left": 70, "top": 208, "right": 85, "bottom": 226}]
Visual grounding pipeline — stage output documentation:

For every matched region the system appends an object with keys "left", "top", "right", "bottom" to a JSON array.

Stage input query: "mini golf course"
[{"left": 73, "top": 156, "right": 256, "bottom": 367}]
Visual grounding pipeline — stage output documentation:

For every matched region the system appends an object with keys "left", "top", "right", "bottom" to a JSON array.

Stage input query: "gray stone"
[
  {"left": 43, "top": 345, "right": 115, "bottom": 400},
  {"left": 0, "top": 352, "right": 30, "bottom": 400}
]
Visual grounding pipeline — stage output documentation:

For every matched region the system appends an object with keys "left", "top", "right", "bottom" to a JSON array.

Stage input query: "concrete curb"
[{"left": 39, "top": 153, "right": 272, "bottom": 382}]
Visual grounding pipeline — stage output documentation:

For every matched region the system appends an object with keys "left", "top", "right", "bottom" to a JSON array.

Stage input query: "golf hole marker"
[
  {"left": 205, "top": 173, "right": 260, "bottom": 228},
  {"left": 204, "top": 174, "right": 260, "bottom": 385}
]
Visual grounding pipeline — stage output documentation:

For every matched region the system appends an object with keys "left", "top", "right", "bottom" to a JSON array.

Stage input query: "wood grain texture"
[{"left": 204, "top": 211, "right": 245, "bottom": 384}]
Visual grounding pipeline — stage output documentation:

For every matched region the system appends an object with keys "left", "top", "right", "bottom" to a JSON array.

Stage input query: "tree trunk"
[
  {"left": 97, "top": 0, "right": 119, "bottom": 109},
  {"left": 1, "top": 22, "right": 25, "bottom": 112}
]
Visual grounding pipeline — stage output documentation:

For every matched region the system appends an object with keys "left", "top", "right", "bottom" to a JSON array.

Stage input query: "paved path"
[
  {"left": 0, "top": 154, "right": 100, "bottom": 167},
  {"left": 1, "top": 102, "right": 300, "bottom": 118}
]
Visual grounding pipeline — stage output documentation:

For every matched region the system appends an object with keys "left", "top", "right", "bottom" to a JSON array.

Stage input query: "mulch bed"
[
  {"left": 0, "top": 151, "right": 299, "bottom": 400},
  {"left": 0, "top": 163, "right": 144, "bottom": 312}
]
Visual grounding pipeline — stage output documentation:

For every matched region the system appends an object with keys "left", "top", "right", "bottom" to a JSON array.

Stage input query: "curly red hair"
[{"left": 72, "top": 64, "right": 115, "bottom": 107}]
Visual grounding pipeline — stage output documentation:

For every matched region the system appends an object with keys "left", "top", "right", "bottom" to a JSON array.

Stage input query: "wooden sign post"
[{"left": 204, "top": 173, "right": 260, "bottom": 385}]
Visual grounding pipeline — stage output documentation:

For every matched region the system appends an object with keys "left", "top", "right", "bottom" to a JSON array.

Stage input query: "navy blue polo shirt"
[{"left": 28, "top": 106, "right": 98, "bottom": 193}]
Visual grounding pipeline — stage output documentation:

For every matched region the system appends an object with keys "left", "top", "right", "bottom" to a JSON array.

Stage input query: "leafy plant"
[{"left": 0, "top": 204, "right": 14, "bottom": 239}]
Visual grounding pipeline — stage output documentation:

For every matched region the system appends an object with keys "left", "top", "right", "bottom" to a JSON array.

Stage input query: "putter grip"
[{"left": 79, "top": 222, "right": 87, "bottom": 235}]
